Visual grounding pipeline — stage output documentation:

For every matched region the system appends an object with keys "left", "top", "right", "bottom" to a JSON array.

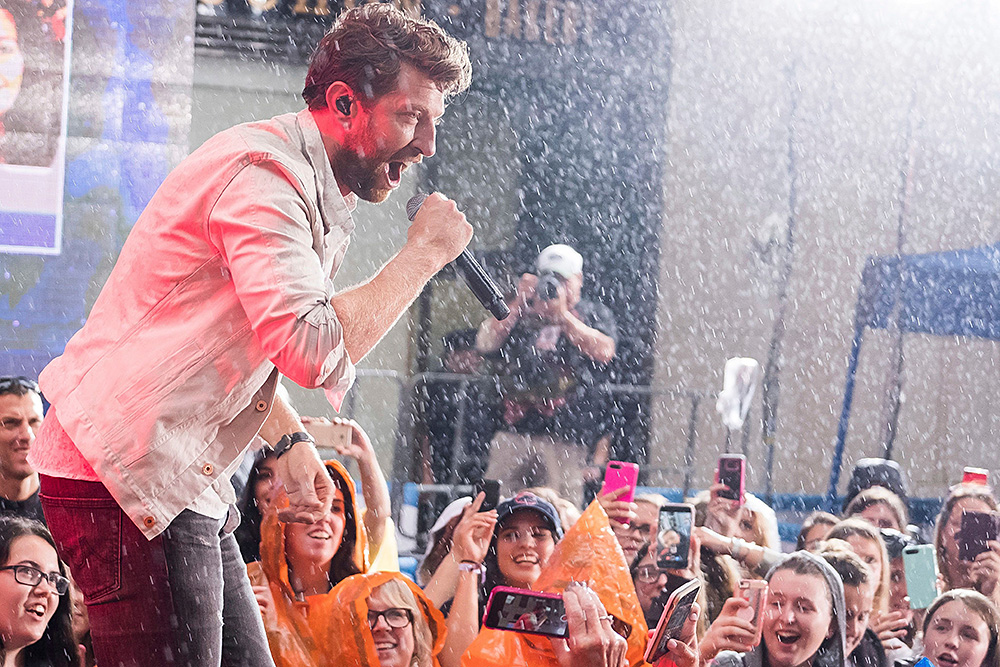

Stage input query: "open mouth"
[
  {"left": 375, "top": 640, "right": 399, "bottom": 652},
  {"left": 776, "top": 631, "right": 801, "bottom": 645},
  {"left": 513, "top": 555, "right": 539, "bottom": 566},
  {"left": 386, "top": 161, "right": 405, "bottom": 187},
  {"left": 307, "top": 529, "right": 332, "bottom": 540},
  {"left": 25, "top": 604, "right": 46, "bottom": 618},
  {"left": 935, "top": 653, "right": 959, "bottom": 667}
]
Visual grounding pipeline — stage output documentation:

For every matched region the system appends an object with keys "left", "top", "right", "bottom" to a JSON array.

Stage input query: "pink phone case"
[
  {"left": 737, "top": 579, "right": 768, "bottom": 641},
  {"left": 717, "top": 455, "right": 746, "bottom": 505},
  {"left": 600, "top": 461, "right": 639, "bottom": 504}
]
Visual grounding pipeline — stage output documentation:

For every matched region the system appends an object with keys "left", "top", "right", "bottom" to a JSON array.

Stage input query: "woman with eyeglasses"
[
  {"left": 0, "top": 516, "right": 75, "bottom": 667},
  {"left": 319, "top": 571, "right": 446, "bottom": 667}
]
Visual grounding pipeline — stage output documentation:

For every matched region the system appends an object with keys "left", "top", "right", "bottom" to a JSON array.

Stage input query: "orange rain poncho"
[
  {"left": 317, "top": 571, "right": 447, "bottom": 667},
  {"left": 461, "top": 499, "right": 651, "bottom": 667},
  {"left": 251, "top": 459, "right": 395, "bottom": 667}
]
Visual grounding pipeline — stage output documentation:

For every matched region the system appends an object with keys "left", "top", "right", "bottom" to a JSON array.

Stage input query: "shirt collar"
[{"left": 296, "top": 109, "right": 356, "bottom": 231}]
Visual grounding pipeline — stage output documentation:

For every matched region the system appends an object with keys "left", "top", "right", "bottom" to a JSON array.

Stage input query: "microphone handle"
[{"left": 454, "top": 250, "right": 511, "bottom": 321}]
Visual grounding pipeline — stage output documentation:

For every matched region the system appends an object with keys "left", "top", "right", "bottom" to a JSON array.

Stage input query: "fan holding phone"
[
  {"left": 709, "top": 552, "right": 847, "bottom": 667},
  {"left": 934, "top": 485, "right": 1000, "bottom": 606}
]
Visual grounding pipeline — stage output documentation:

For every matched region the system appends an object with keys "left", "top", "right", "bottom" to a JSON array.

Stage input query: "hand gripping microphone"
[{"left": 406, "top": 194, "right": 510, "bottom": 321}]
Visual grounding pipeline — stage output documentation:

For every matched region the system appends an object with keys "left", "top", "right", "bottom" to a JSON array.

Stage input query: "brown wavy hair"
[
  {"left": 303, "top": 3, "right": 472, "bottom": 110},
  {"left": 923, "top": 589, "right": 1000, "bottom": 667},
  {"left": 934, "top": 484, "right": 998, "bottom": 590}
]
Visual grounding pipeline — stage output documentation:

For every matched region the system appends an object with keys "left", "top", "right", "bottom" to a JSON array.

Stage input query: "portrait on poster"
[{"left": 0, "top": 0, "right": 73, "bottom": 255}]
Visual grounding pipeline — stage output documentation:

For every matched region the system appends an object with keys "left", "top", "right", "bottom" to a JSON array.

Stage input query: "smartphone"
[
  {"left": 963, "top": 467, "right": 990, "bottom": 486},
  {"left": 902, "top": 544, "right": 938, "bottom": 609},
  {"left": 644, "top": 577, "right": 702, "bottom": 663},
  {"left": 302, "top": 420, "right": 352, "bottom": 450},
  {"left": 736, "top": 579, "right": 768, "bottom": 643},
  {"left": 958, "top": 511, "right": 1000, "bottom": 561},
  {"left": 483, "top": 587, "right": 568, "bottom": 638},
  {"left": 657, "top": 503, "right": 695, "bottom": 570},
  {"left": 600, "top": 461, "right": 640, "bottom": 511},
  {"left": 474, "top": 479, "right": 501, "bottom": 513},
  {"left": 717, "top": 454, "right": 746, "bottom": 504}
]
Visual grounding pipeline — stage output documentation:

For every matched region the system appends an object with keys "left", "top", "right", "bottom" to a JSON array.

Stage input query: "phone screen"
[
  {"left": 483, "top": 589, "right": 568, "bottom": 637},
  {"left": 645, "top": 579, "right": 700, "bottom": 662},
  {"left": 657, "top": 505, "right": 693, "bottom": 569}
]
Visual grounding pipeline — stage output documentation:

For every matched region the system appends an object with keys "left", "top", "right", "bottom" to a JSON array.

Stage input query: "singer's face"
[{"left": 336, "top": 64, "right": 445, "bottom": 203}]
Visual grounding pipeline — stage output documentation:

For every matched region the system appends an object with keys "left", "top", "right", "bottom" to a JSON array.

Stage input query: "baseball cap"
[
  {"left": 536, "top": 244, "right": 583, "bottom": 279},
  {"left": 422, "top": 496, "right": 472, "bottom": 557},
  {"left": 496, "top": 492, "right": 564, "bottom": 539}
]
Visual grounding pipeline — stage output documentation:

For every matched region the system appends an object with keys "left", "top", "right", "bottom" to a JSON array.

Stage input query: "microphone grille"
[{"left": 405, "top": 193, "right": 429, "bottom": 221}]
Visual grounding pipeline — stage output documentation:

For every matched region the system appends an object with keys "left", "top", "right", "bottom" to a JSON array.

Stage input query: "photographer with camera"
[{"left": 475, "top": 244, "right": 617, "bottom": 506}]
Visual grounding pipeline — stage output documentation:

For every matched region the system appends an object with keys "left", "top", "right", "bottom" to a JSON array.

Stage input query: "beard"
[
  {"left": 332, "top": 145, "right": 393, "bottom": 203},
  {"left": 332, "top": 118, "right": 416, "bottom": 203}
]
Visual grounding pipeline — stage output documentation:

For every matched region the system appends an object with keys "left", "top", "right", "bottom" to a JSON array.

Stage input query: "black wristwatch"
[{"left": 273, "top": 431, "right": 315, "bottom": 459}]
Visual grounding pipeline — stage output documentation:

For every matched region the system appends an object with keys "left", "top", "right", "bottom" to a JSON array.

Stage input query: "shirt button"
[
  {"left": 143, "top": 516, "right": 156, "bottom": 528},
  {"left": 255, "top": 400, "right": 268, "bottom": 412},
  {"left": 202, "top": 463, "right": 215, "bottom": 476}
]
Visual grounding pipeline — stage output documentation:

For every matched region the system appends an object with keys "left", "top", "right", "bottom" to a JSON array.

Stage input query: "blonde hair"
[
  {"left": 739, "top": 493, "right": 780, "bottom": 550},
  {"left": 844, "top": 486, "right": 909, "bottom": 530},
  {"left": 827, "top": 518, "right": 890, "bottom": 614},
  {"left": 368, "top": 578, "right": 435, "bottom": 667}
]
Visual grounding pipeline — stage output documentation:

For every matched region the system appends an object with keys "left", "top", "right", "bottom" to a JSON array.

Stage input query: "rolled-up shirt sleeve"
[{"left": 206, "top": 155, "right": 355, "bottom": 408}]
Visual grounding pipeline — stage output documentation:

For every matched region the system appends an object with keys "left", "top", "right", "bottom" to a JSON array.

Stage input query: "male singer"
[{"left": 30, "top": 5, "right": 472, "bottom": 665}]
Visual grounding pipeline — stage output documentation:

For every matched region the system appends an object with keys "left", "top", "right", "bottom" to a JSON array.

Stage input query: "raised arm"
[
  {"left": 210, "top": 174, "right": 469, "bottom": 395},
  {"left": 441, "top": 494, "right": 496, "bottom": 667}
]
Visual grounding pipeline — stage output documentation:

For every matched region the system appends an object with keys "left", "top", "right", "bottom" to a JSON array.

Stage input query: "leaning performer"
[{"left": 29, "top": 5, "right": 472, "bottom": 665}]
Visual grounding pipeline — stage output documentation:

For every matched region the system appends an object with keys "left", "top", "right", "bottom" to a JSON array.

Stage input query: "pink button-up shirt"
[{"left": 32, "top": 110, "right": 357, "bottom": 538}]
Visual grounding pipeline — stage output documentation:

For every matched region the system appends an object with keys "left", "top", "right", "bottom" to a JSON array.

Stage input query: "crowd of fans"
[{"left": 3, "top": 362, "right": 1000, "bottom": 667}]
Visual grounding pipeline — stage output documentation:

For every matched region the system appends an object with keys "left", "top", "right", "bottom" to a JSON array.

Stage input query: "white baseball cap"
[{"left": 536, "top": 244, "right": 583, "bottom": 278}]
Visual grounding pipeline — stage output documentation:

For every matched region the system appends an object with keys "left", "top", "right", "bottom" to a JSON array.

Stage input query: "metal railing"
[{"left": 336, "top": 369, "right": 714, "bottom": 527}]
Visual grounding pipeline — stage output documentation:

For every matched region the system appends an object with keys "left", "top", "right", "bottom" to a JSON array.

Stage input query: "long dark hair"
[
  {"left": 326, "top": 465, "right": 362, "bottom": 586},
  {"left": 0, "top": 516, "right": 75, "bottom": 667},
  {"left": 238, "top": 454, "right": 363, "bottom": 585},
  {"left": 234, "top": 448, "right": 274, "bottom": 563}
]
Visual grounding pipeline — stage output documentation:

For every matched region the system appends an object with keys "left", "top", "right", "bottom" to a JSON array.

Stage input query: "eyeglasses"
[
  {"left": 0, "top": 565, "right": 69, "bottom": 595},
  {"left": 498, "top": 528, "right": 554, "bottom": 544},
  {"left": 634, "top": 565, "right": 667, "bottom": 584},
  {"left": 368, "top": 608, "right": 413, "bottom": 629},
  {"left": 624, "top": 522, "right": 654, "bottom": 535},
  {"left": 0, "top": 377, "right": 39, "bottom": 394}
]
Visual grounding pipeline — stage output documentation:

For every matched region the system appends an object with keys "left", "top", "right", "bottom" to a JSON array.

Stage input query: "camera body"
[{"left": 536, "top": 271, "right": 563, "bottom": 301}]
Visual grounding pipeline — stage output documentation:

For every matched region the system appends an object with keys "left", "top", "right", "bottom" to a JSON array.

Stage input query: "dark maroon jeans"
[{"left": 39, "top": 475, "right": 274, "bottom": 667}]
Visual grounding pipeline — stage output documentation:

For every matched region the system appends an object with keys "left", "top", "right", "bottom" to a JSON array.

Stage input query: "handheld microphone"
[{"left": 406, "top": 194, "right": 510, "bottom": 321}]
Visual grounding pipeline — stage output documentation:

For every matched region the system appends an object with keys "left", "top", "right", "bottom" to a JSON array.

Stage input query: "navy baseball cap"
[{"left": 496, "top": 492, "right": 564, "bottom": 539}]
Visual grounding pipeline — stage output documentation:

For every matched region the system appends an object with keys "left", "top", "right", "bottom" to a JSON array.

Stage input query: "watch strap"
[{"left": 273, "top": 431, "right": 315, "bottom": 459}]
